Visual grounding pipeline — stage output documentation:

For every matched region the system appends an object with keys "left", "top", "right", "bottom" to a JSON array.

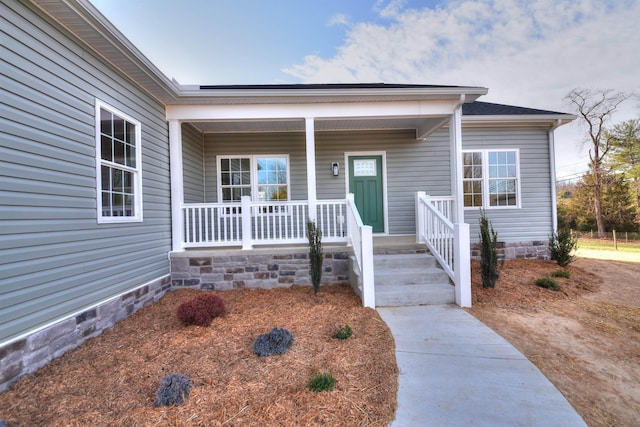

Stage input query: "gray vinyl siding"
[
  {"left": 182, "top": 123, "right": 205, "bottom": 203},
  {"left": 199, "top": 129, "right": 451, "bottom": 235},
  {"left": 316, "top": 130, "right": 452, "bottom": 235},
  {"left": 461, "top": 126, "right": 553, "bottom": 243},
  {"left": 202, "top": 132, "right": 308, "bottom": 202},
  {"left": 0, "top": 1, "right": 171, "bottom": 344}
]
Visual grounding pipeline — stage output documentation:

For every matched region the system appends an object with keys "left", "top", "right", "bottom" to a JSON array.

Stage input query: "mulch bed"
[
  {"left": 0, "top": 285, "right": 398, "bottom": 426},
  {"left": 471, "top": 259, "right": 601, "bottom": 309}
]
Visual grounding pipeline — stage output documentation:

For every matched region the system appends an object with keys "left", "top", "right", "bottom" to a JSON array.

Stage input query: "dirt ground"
[
  {"left": 0, "top": 285, "right": 397, "bottom": 427},
  {"left": 468, "top": 254, "right": 640, "bottom": 427}
]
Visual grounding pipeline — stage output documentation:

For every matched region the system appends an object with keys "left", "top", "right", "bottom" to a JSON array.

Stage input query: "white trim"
[
  {"left": 95, "top": 99, "right": 143, "bottom": 224},
  {"left": 549, "top": 120, "right": 562, "bottom": 232},
  {"left": 344, "top": 151, "right": 389, "bottom": 234},
  {"left": 462, "top": 148, "right": 522, "bottom": 210},
  {"left": 215, "top": 154, "right": 291, "bottom": 205},
  {"left": 169, "top": 119, "right": 184, "bottom": 251}
]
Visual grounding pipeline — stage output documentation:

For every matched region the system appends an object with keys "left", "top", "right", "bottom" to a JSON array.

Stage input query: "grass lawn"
[{"left": 577, "top": 237, "right": 640, "bottom": 253}]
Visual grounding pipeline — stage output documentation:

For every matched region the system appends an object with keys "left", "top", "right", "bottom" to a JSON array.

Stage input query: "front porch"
[
  {"left": 166, "top": 85, "right": 482, "bottom": 308},
  {"left": 171, "top": 194, "right": 471, "bottom": 308}
]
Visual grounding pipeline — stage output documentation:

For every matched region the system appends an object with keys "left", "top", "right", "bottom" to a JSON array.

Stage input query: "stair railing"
[{"left": 415, "top": 191, "right": 471, "bottom": 307}]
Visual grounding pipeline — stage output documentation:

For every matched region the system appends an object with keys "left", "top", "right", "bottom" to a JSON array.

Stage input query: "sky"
[{"left": 89, "top": 0, "right": 640, "bottom": 180}]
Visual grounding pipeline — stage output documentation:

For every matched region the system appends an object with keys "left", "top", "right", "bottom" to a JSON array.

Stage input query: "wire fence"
[{"left": 574, "top": 230, "right": 640, "bottom": 242}]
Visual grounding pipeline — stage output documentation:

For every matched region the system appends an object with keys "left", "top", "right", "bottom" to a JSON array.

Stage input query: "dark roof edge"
[{"left": 462, "top": 101, "right": 572, "bottom": 117}]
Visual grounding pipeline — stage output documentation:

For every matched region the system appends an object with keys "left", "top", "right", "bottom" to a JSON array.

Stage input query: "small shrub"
[
  {"left": 334, "top": 324, "right": 352, "bottom": 340},
  {"left": 308, "top": 371, "right": 335, "bottom": 392},
  {"left": 253, "top": 327, "right": 293, "bottom": 357},
  {"left": 153, "top": 373, "right": 193, "bottom": 407},
  {"left": 535, "top": 277, "right": 560, "bottom": 291},
  {"left": 549, "top": 229, "right": 578, "bottom": 267},
  {"left": 479, "top": 209, "right": 502, "bottom": 288},
  {"left": 551, "top": 269, "right": 571, "bottom": 278},
  {"left": 176, "top": 293, "right": 226, "bottom": 327}
]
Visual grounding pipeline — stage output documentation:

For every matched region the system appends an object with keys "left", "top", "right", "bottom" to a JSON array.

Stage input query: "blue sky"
[{"left": 89, "top": 0, "right": 640, "bottom": 179}]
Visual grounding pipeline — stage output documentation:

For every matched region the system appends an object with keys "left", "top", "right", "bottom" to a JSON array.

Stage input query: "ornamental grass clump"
[
  {"left": 535, "top": 277, "right": 560, "bottom": 291},
  {"left": 308, "top": 371, "right": 336, "bottom": 392},
  {"left": 551, "top": 269, "right": 571, "bottom": 278},
  {"left": 153, "top": 373, "right": 193, "bottom": 407},
  {"left": 176, "top": 293, "right": 226, "bottom": 327},
  {"left": 333, "top": 324, "right": 352, "bottom": 340},
  {"left": 253, "top": 327, "right": 293, "bottom": 357}
]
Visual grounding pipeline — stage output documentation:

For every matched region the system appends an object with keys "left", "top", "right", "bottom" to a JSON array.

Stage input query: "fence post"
[
  {"left": 454, "top": 223, "right": 471, "bottom": 307},
  {"left": 241, "top": 196, "right": 253, "bottom": 250},
  {"left": 361, "top": 225, "right": 375, "bottom": 308}
]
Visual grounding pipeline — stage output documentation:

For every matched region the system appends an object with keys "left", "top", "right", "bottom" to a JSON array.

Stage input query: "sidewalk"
[{"left": 378, "top": 305, "right": 587, "bottom": 427}]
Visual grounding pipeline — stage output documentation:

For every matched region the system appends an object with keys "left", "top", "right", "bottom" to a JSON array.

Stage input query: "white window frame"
[
  {"left": 216, "top": 154, "right": 291, "bottom": 211},
  {"left": 95, "top": 100, "right": 143, "bottom": 223},
  {"left": 462, "top": 149, "right": 521, "bottom": 210}
]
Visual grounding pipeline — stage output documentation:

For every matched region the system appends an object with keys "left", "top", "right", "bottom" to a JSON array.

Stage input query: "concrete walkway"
[{"left": 378, "top": 305, "right": 587, "bottom": 427}]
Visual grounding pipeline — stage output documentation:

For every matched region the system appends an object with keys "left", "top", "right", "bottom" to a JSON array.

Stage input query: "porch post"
[
  {"left": 305, "top": 117, "right": 317, "bottom": 222},
  {"left": 454, "top": 223, "right": 472, "bottom": 307},
  {"left": 168, "top": 119, "right": 184, "bottom": 251},
  {"left": 450, "top": 103, "right": 464, "bottom": 224}
]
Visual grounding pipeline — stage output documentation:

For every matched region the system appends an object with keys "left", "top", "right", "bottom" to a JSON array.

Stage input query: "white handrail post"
[
  {"left": 241, "top": 196, "right": 253, "bottom": 250},
  {"left": 346, "top": 193, "right": 355, "bottom": 246},
  {"left": 415, "top": 191, "right": 426, "bottom": 244},
  {"left": 454, "top": 222, "right": 471, "bottom": 307},
  {"left": 361, "top": 225, "right": 375, "bottom": 308}
]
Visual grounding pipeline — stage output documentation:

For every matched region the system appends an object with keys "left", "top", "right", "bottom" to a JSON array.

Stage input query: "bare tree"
[{"left": 564, "top": 88, "right": 630, "bottom": 236}]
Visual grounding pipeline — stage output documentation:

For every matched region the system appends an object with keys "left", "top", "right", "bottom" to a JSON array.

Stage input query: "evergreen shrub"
[
  {"left": 479, "top": 209, "right": 502, "bottom": 288},
  {"left": 549, "top": 230, "right": 578, "bottom": 267},
  {"left": 176, "top": 293, "right": 226, "bottom": 327},
  {"left": 253, "top": 327, "right": 293, "bottom": 357},
  {"left": 153, "top": 373, "right": 193, "bottom": 407}
]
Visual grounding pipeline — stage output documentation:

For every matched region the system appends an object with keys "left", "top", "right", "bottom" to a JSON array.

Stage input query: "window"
[
  {"left": 96, "top": 101, "right": 142, "bottom": 222},
  {"left": 218, "top": 155, "right": 289, "bottom": 204},
  {"left": 463, "top": 150, "right": 519, "bottom": 208}
]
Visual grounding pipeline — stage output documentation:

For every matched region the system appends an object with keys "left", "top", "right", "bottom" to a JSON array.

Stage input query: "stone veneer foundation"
[
  {"left": 0, "top": 275, "right": 171, "bottom": 393},
  {"left": 471, "top": 240, "right": 551, "bottom": 260},
  {"left": 170, "top": 246, "right": 352, "bottom": 290}
]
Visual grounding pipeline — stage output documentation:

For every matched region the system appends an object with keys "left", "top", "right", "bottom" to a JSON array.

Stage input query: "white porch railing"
[
  {"left": 415, "top": 191, "right": 471, "bottom": 307},
  {"left": 346, "top": 194, "right": 375, "bottom": 308},
  {"left": 182, "top": 197, "right": 348, "bottom": 248}
]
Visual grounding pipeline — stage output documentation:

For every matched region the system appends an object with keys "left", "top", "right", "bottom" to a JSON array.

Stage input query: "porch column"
[
  {"left": 305, "top": 117, "right": 317, "bottom": 222},
  {"left": 168, "top": 119, "right": 184, "bottom": 251},
  {"left": 450, "top": 103, "right": 464, "bottom": 224}
]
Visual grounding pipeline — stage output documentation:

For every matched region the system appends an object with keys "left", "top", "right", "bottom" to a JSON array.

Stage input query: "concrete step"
[
  {"left": 372, "top": 252, "right": 455, "bottom": 306},
  {"left": 373, "top": 253, "right": 438, "bottom": 269},
  {"left": 375, "top": 282, "right": 455, "bottom": 306}
]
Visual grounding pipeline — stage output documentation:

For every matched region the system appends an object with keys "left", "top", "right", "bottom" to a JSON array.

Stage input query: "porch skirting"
[{"left": 170, "top": 247, "right": 352, "bottom": 291}]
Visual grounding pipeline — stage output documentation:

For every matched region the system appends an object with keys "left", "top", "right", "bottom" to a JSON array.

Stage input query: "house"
[{"left": 0, "top": 0, "right": 574, "bottom": 392}]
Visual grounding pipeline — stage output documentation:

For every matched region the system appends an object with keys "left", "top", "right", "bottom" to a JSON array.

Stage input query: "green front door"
[{"left": 348, "top": 155, "right": 384, "bottom": 233}]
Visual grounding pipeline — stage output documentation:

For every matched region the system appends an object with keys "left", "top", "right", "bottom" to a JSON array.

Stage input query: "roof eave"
[
  {"left": 462, "top": 114, "right": 576, "bottom": 127},
  {"left": 31, "top": 0, "right": 182, "bottom": 104},
  {"left": 173, "top": 86, "right": 488, "bottom": 105}
]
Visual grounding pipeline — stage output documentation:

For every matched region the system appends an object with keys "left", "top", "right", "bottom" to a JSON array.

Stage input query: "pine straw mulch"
[
  {"left": 470, "top": 258, "right": 601, "bottom": 309},
  {"left": 0, "top": 285, "right": 398, "bottom": 427}
]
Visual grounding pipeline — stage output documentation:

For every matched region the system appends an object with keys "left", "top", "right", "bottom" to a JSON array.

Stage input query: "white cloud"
[
  {"left": 282, "top": 0, "right": 640, "bottom": 176},
  {"left": 328, "top": 13, "right": 350, "bottom": 27}
]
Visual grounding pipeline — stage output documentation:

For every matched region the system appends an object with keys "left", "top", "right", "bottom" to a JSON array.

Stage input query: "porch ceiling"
[{"left": 190, "top": 116, "right": 448, "bottom": 139}]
